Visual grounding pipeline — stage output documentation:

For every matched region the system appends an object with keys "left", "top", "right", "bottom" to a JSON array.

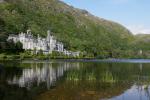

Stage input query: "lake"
[{"left": 1, "top": 59, "right": 150, "bottom": 100}]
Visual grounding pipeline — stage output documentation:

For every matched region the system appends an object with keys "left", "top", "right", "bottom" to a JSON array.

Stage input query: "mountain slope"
[
  {"left": 133, "top": 34, "right": 150, "bottom": 50},
  {"left": 0, "top": 0, "right": 134, "bottom": 57}
]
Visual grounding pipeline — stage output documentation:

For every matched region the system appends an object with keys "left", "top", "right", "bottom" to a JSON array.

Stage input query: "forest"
[{"left": 0, "top": 0, "right": 150, "bottom": 59}]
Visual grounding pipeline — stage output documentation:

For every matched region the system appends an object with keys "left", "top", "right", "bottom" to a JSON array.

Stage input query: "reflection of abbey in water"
[
  {"left": 8, "top": 62, "right": 80, "bottom": 89},
  {"left": 8, "top": 30, "right": 80, "bottom": 56}
]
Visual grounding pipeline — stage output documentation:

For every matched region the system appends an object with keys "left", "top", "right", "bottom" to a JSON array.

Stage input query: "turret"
[
  {"left": 27, "top": 29, "right": 31, "bottom": 34},
  {"left": 38, "top": 34, "right": 40, "bottom": 40},
  {"left": 47, "top": 30, "right": 52, "bottom": 42},
  {"left": 47, "top": 30, "right": 52, "bottom": 39},
  {"left": 47, "top": 30, "right": 51, "bottom": 37}
]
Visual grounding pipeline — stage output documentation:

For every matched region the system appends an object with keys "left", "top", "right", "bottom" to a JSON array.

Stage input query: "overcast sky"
[{"left": 61, "top": 0, "right": 150, "bottom": 34}]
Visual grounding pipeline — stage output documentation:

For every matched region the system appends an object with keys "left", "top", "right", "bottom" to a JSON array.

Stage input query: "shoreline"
[
  {"left": 0, "top": 53, "right": 150, "bottom": 63},
  {"left": 1, "top": 58, "right": 150, "bottom": 63}
]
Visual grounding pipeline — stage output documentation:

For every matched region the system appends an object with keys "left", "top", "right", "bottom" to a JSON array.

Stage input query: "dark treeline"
[{"left": 0, "top": 40, "right": 23, "bottom": 54}]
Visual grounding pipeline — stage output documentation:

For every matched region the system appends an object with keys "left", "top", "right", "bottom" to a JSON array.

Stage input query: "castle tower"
[
  {"left": 47, "top": 30, "right": 51, "bottom": 37},
  {"left": 38, "top": 34, "right": 39, "bottom": 38},
  {"left": 27, "top": 29, "right": 31, "bottom": 34},
  {"left": 47, "top": 30, "right": 51, "bottom": 42}
]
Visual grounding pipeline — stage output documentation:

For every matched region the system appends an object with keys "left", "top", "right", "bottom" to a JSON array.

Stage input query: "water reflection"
[
  {"left": 7, "top": 61, "right": 80, "bottom": 89},
  {"left": 109, "top": 85, "right": 150, "bottom": 100},
  {"left": 1, "top": 61, "right": 150, "bottom": 100}
]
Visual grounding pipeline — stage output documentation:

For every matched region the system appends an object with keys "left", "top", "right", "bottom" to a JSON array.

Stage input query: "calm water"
[{"left": 1, "top": 60, "right": 150, "bottom": 100}]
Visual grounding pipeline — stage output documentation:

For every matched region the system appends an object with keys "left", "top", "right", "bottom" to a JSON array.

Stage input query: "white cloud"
[{"left": 126, "top": 25, "right": 150, "bottom": 35}]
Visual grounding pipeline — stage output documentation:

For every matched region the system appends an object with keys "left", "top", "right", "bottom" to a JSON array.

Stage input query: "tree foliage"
[{"left": 0, "top": 0, "right": 148, "bottom": 58}]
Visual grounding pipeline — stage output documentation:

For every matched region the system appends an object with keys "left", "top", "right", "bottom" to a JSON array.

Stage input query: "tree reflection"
[{"left": 1, "top": 61, "right": 150, "bottom": 100}]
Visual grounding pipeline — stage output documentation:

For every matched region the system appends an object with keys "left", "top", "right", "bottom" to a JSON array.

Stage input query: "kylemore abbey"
[{"left": 7, "top": 30, "right": 80, "bottom": 57}]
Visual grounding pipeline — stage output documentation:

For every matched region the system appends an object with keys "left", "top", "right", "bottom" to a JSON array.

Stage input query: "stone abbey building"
[{"left": 8, "top": 30, "right": 80, "bottom": 56}]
